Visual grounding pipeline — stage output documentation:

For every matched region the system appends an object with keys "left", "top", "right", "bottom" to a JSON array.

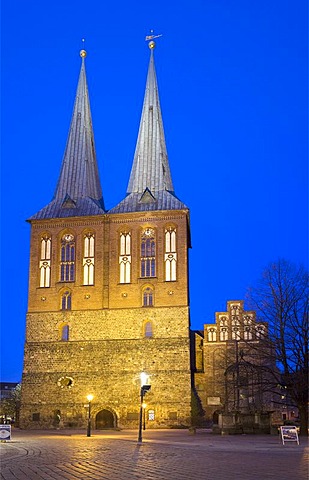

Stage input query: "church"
[
  {"left": 20, "top": 40, "right": 277, "bottom": 431},
  {"left": 20, "top": 40, "right": 193, "bottom": 429}
]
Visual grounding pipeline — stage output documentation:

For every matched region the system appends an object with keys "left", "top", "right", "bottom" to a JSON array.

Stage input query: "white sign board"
[
  {"left": 0, "top": 425, "right": 11, "bottom": 441},
  {"left": 280, "top": 426, "right": 299, "bottom": 445}
]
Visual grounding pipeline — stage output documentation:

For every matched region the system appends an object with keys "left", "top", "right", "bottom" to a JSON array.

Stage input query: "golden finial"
[
  {"left": 80, "top": 38, "right": 87, "bottom": 58},
  {"left": 145, "top": 30, "right": 162, "bottom": 49}
]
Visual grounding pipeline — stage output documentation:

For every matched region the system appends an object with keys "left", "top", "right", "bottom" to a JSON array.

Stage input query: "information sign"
[
  {"left": 0, "top": 425, "right": 11, "bottom": 441},
  {"left": 280, "top": 425, "right": 299, "bottom": 445}
]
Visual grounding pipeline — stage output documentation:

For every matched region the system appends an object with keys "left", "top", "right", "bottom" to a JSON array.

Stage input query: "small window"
[
  {"left": 61, "top": 291, "right": 72, "bottom": 310},
  {"left": 144, "top": 321, "right": 153, "bottom": 338},
  {"left": 61, "top": 324, "right": 69, "bottom": 341},
  {"left": 32, "top": 413, "right": 40, "bottom": 421},
  {"left": 143, "top": 287, "right": 153, "bottom": 307}
]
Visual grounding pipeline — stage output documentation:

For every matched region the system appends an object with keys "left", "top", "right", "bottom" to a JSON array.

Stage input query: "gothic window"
[
  {"left": 141, "top": 228, "right": 156, "bottom": 278},
  {"left": 144, "top": 321, "right": 153, "bottom": 337},
  {"left": 256, "top": 324, "right": 266, "bottom": 338},
  {"left": 61, "top": 291, "right": 72, "bottom": 310},
  {"left": 244, "top": 327, "right": 253, "bottom": 340},
  {"left": 143, "top": 287, "right": 153, "bottom": 307},
  {"left": 119, "top": 232, "right": 131, "bottom": 283},
  {"left": 232, "top": 327, "right": 240, "bottom": 340},
  {"left": 220, "top": 328, "right": 228, "bottom": 341},
  {"left": 39, "top": 234, "right": 51, "bottom": 287},
  {"left": 61, "top": 324, "right": 69, "bottom": 341},
  {"left": 60, "top": 234, "right": 75, "bottom": 282},
  {"left": 219, "top": 316, "right": 227, "bottom": 326},
  {"left": 243, "top": 315, "right": 252, "bottom": 326},
  {"left": 208, "top": 328, "right": 217, "bottom": 342},
  {"left": 83, "top": 232, "right": 95, "bottom": 285},
  {"left": 165, "top": 227, "right": 177, "bottom": 281}
]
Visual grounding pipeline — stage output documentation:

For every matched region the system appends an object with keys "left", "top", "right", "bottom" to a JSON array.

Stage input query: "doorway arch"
[{"left": 95, "top": 409, "right": 115, "bottom": 429}]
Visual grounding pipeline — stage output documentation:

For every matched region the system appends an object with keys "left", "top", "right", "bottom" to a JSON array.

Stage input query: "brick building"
[
  {"left": 193, "top": 300, "right": 277, "bottom": 425},
  {"left": 20, "top": 41, "right": 192, "bottom": 429}
]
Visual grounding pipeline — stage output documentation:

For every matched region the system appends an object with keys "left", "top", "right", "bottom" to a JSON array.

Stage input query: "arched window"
[
  {"left": 208, "top": 328, "right": 217, "bottom": 342},
  {"left": 61, "top": 324, "right": 69, "bottom": 341},
  {"left": 60, "top": 234, "right": 75, "bottom": 282},
  {"left": 61, "top": 291, "right": 72, "bottom": 310},
  {"left": 141, "top": 228, "right": 156, "bottom": 278},
  {"left": 144, "top": 321, "right": 153, "bottom": 337},
  {"left": 119, "top": 232, "right": 131, "bottom": 283},
  {"left": 244, "top": 327, "right": 253, "bottom": 340},
  {"left": 165, "top": 227, "right": 177, "bottom": 281},
  {"left": 83, "top": 233, "right": 95, "bottom": 285},
  {"left": 256, "top": 325, "right": 266, "bottom": 338},
  {"left": 39, "top": 234, "right": 51, "bottom": 287},
  {"left": 143, "top": 287, "right": 153, "bottom": 307},
  {"left": 220, "top": 328, "right": 228, "bottom": 341},
  {"left": 232, "top": 327, "right": 240, "bottom": 340}
]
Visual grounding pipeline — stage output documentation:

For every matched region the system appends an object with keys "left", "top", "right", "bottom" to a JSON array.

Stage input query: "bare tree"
[{"left": 247, "top": 259, "right": 309, "bottom": 436}]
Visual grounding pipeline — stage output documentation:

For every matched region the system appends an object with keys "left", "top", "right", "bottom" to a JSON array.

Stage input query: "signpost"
[
  {"left": 280, "top": 426, "right": 299, "bottom": 445},
  {"left": 0, "top": 425, "right": 11, "bottom": 441}
]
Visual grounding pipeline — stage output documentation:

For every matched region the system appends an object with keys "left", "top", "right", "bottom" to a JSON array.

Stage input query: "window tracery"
[
  {"left": 60, "top": 233, "right": 75, "bottom": 282},
  {"left": 119, "top": 231, "right": 131, "bottom": 283},
  {"left": 141, "top": 228, "right": 156, "bottom": 278},
  {"left": 39, "top": 234, "right": 51, "bottom": 287},
  {"left": 83, "top": 232, "right": 95, "bottom": 285},
  {"left": 165, "top": 226, "right": 177, "bottom": 281}
]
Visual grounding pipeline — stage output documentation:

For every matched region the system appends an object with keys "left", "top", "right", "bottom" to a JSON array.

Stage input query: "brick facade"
[{"left": 20, "top": 211, "right": 192, "bottom": 429}]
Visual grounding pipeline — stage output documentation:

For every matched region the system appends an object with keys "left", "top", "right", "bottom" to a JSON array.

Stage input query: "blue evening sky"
[{"left": 1, "top": 0, "right": 308, "bottom": 382}]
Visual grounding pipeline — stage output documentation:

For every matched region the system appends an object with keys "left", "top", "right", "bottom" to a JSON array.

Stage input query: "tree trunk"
[{"left": 298, "top": 404, "right": 308, "bottom": 436}]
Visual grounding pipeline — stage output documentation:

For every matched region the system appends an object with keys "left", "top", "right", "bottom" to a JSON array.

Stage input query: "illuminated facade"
[{"left": 20, "top": 43, "right": 192, "bottom": 429}]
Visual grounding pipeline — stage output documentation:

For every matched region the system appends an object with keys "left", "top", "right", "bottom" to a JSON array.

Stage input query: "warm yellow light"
[
  {"left": 142, "top": 402, "right": 147, "bottom": 409},
  {"left": 140, "top": 372, "right": 148, "bottom": 386},
  {"left": 87, "top": 394, "right": 94, "bottom": 402}
]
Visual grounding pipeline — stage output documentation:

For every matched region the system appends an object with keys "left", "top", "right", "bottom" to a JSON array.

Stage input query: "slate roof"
[
  {"left": 30, "top": 52, "right": 105, "bottom": 221},
  {"left": 110, "top": 45, "right": 188, "bottom": 214}
]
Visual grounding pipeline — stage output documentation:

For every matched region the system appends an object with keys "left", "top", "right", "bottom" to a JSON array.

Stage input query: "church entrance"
[{"left": 95, "top": 409, "right": 115, "bottom": 429}]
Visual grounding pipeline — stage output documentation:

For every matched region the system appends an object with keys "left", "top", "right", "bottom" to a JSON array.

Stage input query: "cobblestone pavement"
[{"left": 0, "top": 429, "right": 308, "bottom": 480}]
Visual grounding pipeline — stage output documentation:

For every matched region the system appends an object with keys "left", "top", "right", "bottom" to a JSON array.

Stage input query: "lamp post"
[
  {"left": 138, "top": 372, "right": 151, "bottom": 443},
  {"left": 86, "top": 394, "right": 93, "bottom": 437},
  {"left": 142, "top": 402, "right": 147, "bottom": 430}
]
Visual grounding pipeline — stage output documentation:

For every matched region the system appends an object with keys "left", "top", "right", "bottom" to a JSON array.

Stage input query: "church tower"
[{"left": 20, "top": 41, "right": 192, "bottom": 429}]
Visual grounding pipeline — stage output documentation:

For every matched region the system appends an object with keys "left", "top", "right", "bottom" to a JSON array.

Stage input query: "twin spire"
[{"left": 31, "top": 42, "right": 186, "bottom": 220}]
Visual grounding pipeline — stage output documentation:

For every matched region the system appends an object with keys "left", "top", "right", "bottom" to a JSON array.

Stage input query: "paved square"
[{"left": 1, "top": 429, "right": 308, "bottom": 479}]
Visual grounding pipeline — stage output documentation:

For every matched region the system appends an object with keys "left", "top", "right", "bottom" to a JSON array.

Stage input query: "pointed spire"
[
  {"left": 54, "top": 50, "right": 104, "bottom": 205},
  {"left": 127, "top": 42, "right": 174, "bottom": 195},
  {"left": 109, "top": 40, "right": 187, "bottom": 214},
  {"left": 30, "top": 50, "right": 105, "bottom": 220}
]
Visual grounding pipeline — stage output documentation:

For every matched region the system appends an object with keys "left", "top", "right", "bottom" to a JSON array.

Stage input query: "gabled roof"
[
  {"left": 30, "top": 50, "right": 105, "bottom": 220},
  {"left": 110, "top": 42, "right": 187, "bottom": 214}
]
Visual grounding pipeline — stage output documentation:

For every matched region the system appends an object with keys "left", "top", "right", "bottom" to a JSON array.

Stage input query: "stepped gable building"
[
  {"left": 20, "top": 41, "right": 192, "bottom": 429},
  {"left": 193, "top": 300, "right": 275, "bottom": 424}
]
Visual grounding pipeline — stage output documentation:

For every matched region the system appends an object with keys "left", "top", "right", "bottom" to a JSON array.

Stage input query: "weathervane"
[
  {"left": 145, "top": 30, "right": 162, "bottom": 49},
  {"left": 80, "top": 38, "right": 87, "bottom": 58}
]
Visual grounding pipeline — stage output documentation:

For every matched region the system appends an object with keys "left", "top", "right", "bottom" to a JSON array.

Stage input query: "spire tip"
[{"left": 80, "top": 49, "right": 87, "bottom": 58}]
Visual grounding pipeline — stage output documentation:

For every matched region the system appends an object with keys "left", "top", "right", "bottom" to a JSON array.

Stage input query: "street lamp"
[
  {"left": 86, "top": 394, "right": 93, "bottom": 437},
  {"left": 138, "top": 372, "right": 151, "bottom": 443}
]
